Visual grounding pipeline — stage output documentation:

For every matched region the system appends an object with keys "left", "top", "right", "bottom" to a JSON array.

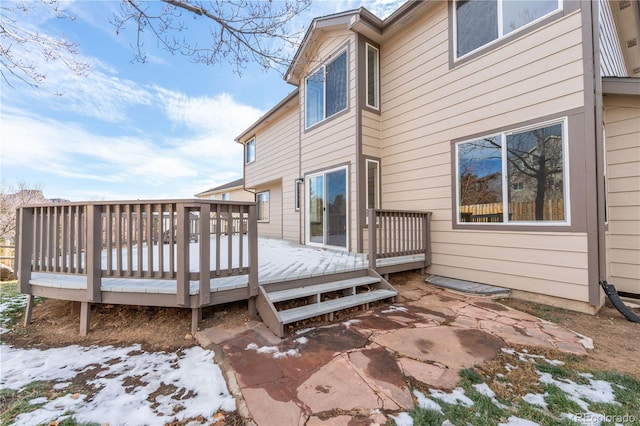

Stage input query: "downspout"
[{"left": 589, "top": 0, "right": 607, "bottom": 307}]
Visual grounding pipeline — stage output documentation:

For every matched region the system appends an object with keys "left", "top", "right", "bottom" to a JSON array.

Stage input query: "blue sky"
[{"left": 0, "top": 0, "right": 404, "bottom": 202}]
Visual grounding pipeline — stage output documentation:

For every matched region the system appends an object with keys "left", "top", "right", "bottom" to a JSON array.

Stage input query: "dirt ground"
[{"left": 3, "top": 272, "right": 640, "bottom": 380}]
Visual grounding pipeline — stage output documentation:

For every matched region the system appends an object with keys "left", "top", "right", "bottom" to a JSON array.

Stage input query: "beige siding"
[
  {"left": 300, "top": 31, "right": 359, "bottom": 250},
  {"left": 599, "top": 0, "right": 628, "bottom": 77},
  {"left": 605, "top": 94, "right": 640, "bottom": 295},
  {"left": 244, "top": 98, "right": 301, "bottom": 243},
  {"left": 362, "top": 109, "right": 381, "bottom": 158},
  {"left": 256, "top": 182, "right": 283, "bottom": 239},
  {"left": 379, "top": 4, "right": 591, "bottom": 302}
]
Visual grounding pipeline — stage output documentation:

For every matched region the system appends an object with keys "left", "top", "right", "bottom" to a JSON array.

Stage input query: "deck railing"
[
  {"left": 367, "top": 209, "right": 432, "bottom": 271},
  {"left": 16, "top": 200, "right": 258, "bottom": 307}
]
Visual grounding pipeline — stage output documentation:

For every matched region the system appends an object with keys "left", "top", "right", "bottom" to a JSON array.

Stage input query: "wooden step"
[
  {"left": 278, "top": 289, "right": 397, "bottom": 325},
  {"left": 267, "top": 276, "right": 381, "bottom": 303}
]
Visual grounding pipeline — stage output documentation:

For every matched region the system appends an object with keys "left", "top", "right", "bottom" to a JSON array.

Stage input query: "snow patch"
[
  {"left": 389, "top": 412, "right": 414, "bottom": 426},
  {"left": 429, "top": 387, "right": 474, "bottom": 407},
  {"left": 1, "top": 344, "right": 235, "bottom": 426},
  {"left": 413, "top": 390, "right": 443, "bottom": 413}
]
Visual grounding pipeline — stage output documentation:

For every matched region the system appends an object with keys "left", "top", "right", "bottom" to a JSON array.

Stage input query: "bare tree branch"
[
  {"left": 111, "top": 0, "right": 311, "bottom": 75},
  {"left": 0, "top": 1, "right": 89, "bottom": 93}
]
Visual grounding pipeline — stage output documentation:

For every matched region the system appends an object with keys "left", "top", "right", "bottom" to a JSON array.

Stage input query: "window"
[
  {"left": 294, "top": 179, "right": 303, "bottom": 211},
  {"left": 455, "top": 0, "right": 560, "bottom": 58},
  {"left": 366, "top": 44, "right": 379, "bottom": 109},
  {"left": 456, "top": 119, "right": 568, "bottom": 224},
  {"left": 210, "top": 195, "right": 216, "bottom": 200},
  {"left": 246, "top": 138, "right": 255, "bottom": 164},
  {"left": 305, "top": 50, "right": 348, "bottom": 128},
  {"left": 221, "top": 193, "right": 229, "bottom": 201},
  {"left": 257, "top": 191, "right": 269, "bottom": 222},
  {"left": 366, "top": 159, "right": 380, "bottom": 210}
]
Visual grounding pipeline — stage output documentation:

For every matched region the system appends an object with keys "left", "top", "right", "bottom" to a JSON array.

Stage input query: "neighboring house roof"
[{"left": 195, "top": 178, "right": 244, "bottom": 197}]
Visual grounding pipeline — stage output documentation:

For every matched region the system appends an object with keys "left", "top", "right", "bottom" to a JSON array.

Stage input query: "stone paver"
[{"left": 197, "top": 283, "right": 592, "bottom": 425}]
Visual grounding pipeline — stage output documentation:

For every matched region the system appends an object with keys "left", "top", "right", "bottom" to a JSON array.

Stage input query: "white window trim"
[
  {"left": 304, "top": 48, "right": 348, "bottom": 129},
  {"left": 245, "top": 138, "right": 256, "bottom": 164},
  {"left": 453, "top": 0, "right": 563, "bottom": 61},
  {"left": 454, "top": 118, "right": 570, "bottom": 226},
  {"left": 305, "top": 165, "right": 349, "bottom": 251},
  {"left": 257, "top": 190, "right": 269, "bottom": 223},
  {"left": 365, "top": 43, "right": 380, "bottom": 110}
]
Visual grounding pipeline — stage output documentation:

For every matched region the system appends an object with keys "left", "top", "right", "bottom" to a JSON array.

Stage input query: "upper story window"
[
  {"left": 455, "top": 119, "right": 568, "bottom": 225},
  {"left": 305, "top": 50, "right": 348, "bottom": 128},
  {"left": 455, "top": 0, "right": 561, "bottom": 59},
  {"left": 366, "top": 44, "right": 379, "bottom": 110},
  {"left": 221, "top": 192, "right": 229, "bottom": 201},
  {"left": 245, "top": 138, "right": 256, "bottom": 164}
]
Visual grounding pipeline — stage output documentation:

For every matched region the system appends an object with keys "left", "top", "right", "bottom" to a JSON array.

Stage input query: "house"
[
  {"left": 194, "top": 178, "right": 254, "bottom": 202},
  {"left": 235, "top": 0, "right": 640, "bottom": 313}
]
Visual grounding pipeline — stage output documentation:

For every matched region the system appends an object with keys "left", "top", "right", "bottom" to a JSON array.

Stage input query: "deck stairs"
[{"left": 256, "top": 269, "right": 397, "bottom": 337}]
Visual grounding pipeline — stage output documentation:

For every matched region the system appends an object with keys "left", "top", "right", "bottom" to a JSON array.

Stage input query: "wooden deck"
[{"left": 16, "top": 200, "right": 431, "bottom": 336}]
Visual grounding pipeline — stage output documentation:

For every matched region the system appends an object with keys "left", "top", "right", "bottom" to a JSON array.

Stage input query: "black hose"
[{"left": 600, "top": 281, "right": 640, "bottom": 323}]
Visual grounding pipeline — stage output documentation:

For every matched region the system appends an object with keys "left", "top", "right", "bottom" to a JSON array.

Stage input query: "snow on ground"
[
  {"left": 1, "top": 344, "right": 235, "bottom": 425},
  {"left": 413, "top": 390, "right": 443, "bottom": 413},
  {"left": 0, "top": 294, "right": 33, "bottom": 334},
  {"left": 245, "top": 342, "right": 301, "bottom": 359}
]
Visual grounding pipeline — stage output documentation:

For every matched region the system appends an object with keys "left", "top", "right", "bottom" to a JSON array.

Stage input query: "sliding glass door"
[{"left": 306, "top": 167, "right": 347, "bottom": 249}]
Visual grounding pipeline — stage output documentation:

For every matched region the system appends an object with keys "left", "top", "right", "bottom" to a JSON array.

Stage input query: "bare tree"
[
  {"left": 0, "top": 180, "right": 46, "bottom": 244},
  {"left": 1, "top": 0, "right": 311, "bottom": 92}
]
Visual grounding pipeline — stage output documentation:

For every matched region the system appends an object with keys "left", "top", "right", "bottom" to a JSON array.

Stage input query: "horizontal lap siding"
[
  {"left": 379, "top": 4, "right": 590, "bottom": 301},
  {"left": 301, "top": 32, "right": 358, "bottom": 250},
  {"left": 362, "top": 110, "right": 381, "bottom": 158},
  {"left": 605, "top": 94, "right": 640, "bottom": 295},
  {"left": 245, "top": 100, "right": 300, "bottom": 242}
]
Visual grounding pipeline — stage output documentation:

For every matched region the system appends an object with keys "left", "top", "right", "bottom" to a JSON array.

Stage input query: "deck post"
[
  {"left": 423, "top": 212, "right": 432, "bottom": 272},
  {"left": 176, "top": 204, "right": 190, "bottom": 306},
  {"left": 368, "top": 209, "right": 377, "bottom": 271},
  {"left": 191, "top": 307, "right": 202, "bottom": 335},
  {"left": 23, "top": 295, "right": 35, "bottom": 326},
  {"left": 198, "top": 203, "right": 211, "bottom": 306},
  {"left": 248, "top": 204, "right": 258, "bottom": 319},
  {"left": 17, "top": 207, "right": 34, "bottom": 295},
  {"left": 86, "top": 204, "right": 102, "bottom": 302},
  {"left": 80, "top": 302, "right": 91, "bottom": 336}
]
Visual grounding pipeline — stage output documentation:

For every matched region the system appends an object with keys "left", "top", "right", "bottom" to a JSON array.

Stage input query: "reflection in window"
[
  {"left": 257, "top": 191, "right": 269, "bottom": 222},
  {"left": 305, "top": 51, "right": 348, "bottom": 128},
  {"left": 507, "top": 123, "right": 564, "bottom": 221},
  {"left": 458, "top": 137, "right": 503, "bottom": 222},
  {"left": 455, "top": 0, "right": 560, "bottom": 58},
  {"left": 456, "top": 120, "right": 567, "bottom": 224}
]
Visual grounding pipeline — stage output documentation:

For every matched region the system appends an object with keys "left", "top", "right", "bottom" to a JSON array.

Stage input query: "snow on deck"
[{"left": 30, "top": 237, "right": 369, "bottom": 294}]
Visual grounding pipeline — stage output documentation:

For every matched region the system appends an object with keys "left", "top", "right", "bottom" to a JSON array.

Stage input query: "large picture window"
[
  {"left": 455, "top": 0, "right": 561, "bottom": 58},
  {"left": 305, "top": 50, "right": 348, "bottom": 128},
  {"left": 257, "top": 191, "right": 269, "bottom": 222},
  {"left": 456, "top": 120, "right": 568, "bottom": 224}
]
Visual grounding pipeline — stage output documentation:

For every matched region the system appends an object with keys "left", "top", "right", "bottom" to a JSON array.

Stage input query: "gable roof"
[
  {"left": 194, "top": 178, "right": 244, "bottom": 197},
  {"left": 284, "top": 1, "right": 435, "bottom": 84}
]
